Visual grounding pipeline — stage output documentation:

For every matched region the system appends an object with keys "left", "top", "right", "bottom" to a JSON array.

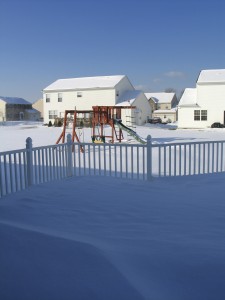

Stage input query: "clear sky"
[{"left": 1, "top": 0, "right": 225, "bottom": 102}]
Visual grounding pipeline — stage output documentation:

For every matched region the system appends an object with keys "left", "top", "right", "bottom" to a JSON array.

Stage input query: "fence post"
[
  {"left": 66, "top": 134, "right": 73, "bottom": 177},
  {"left": 26, "top": 137, "right": 33, "bottom": 186},
  {"left": 147, "top": 135, "right": 152, "bottom": 181}
]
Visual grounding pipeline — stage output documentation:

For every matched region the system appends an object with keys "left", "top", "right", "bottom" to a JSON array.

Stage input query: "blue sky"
[{"left": 1, "top": 0, "right": 225, "bottom": 102}]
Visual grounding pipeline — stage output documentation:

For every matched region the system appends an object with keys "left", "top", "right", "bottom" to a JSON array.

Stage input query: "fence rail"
[{"left": 1, "top": 134, "right": 225, "bottom": 198}]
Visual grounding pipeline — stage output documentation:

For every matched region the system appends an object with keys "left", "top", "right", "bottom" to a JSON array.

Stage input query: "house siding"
[
  {"left": 5, "top": 104, "right": 36, "bottom": 121},
  {"left": 197, "top": 83, "right": 225, "bottom": 126},
  {"left": 33, "top": 99, "right": 44, "bottom": 119},
  {"left": 153, "top": 111, "right": 177, "bottom": 123},
  {"left": 134, "top": 94, "right": 151, "bottom": 125},
  {"left": 178, "top": 107, "right": 198, "bottom": 128},
  {"left": 115, "top": 76, "right": 135, "bottom": 102},
  {"left": 0, "top": 100, "right": 6, "bottom": 121},
  {"left": 158, "top": 103, "right": 172, "bottom": 110},
  {"left": 43, "top": 88, "right": 116, "bottom": 123}
]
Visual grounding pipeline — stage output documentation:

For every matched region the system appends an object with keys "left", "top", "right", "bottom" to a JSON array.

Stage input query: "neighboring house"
[
  {"left": 116, "top": 90, "right": 151, "bottom": 126},
  {"left": 178, "top": 69, "right": 225, "bottom": 128},
  {"left": 43, "top": 75, "right": 151, "bottom": 125},
  {"left": 145, "top": 92, "right": 178, "bottom": 122},
  {"left": 32, "top": 99, "right": 44, "bottom": 120},
  {"left": 0, "top": 96, "right": 40, "bottom": 122}
]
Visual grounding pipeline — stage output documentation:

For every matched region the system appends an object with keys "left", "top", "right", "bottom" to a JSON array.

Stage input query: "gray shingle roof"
[{"left": 0, "top": 96, "right": 31, "bottom": 105}]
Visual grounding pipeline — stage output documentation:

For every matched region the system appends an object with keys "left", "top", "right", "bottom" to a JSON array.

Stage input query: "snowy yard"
[
  {"left": 1, "top": 123, "right": 225, "bottom": 299},
  {"left": 1, "top": 121, "right": 225, "bottom": 151}
]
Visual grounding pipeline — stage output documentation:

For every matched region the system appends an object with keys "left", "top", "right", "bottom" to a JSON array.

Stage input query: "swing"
[{"left": 92, "top": 122, "right": 105, "bottom": 143}]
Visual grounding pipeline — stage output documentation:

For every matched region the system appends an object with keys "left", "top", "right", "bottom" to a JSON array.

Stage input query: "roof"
[
  {"left": 197, "top": 69, "right": 225, "bottom": 84},
  {"left": 0, "top": 96, "right": 31, "bottom": 105},
  {"left": 178, "top": 88, "right": 197, "bottom": 107},
  {"left": 43, "top": 75, "right": 126, "bottom": 91},
  {"left": 32, "top": 98, "right": 43, "bottom": 104},
  {"left": 116, "top": 90, "right": 143, "bottom": 106},
  {"left": 145, "top": 92, "right": 175, "bottom": 103}
]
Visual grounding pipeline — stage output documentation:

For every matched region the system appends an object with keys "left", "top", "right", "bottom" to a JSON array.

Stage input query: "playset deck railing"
[{"left": 1, "top": 134, "right": 225, "bottom": 198}]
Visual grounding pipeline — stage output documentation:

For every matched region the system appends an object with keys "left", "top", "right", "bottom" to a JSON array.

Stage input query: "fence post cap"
[
  {"left": 26, "top": 137, "right": 32, "bottom": 147},
  {"left": 147, "top": 135, "right": 152, "bottom": 141}
]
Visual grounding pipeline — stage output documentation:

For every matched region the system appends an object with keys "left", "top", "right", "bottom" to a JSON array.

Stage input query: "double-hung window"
[
  {"left": 46, "top": 94, "right": 50, "bottom": 103},
  {"left": 49, "top": 110, "right": 58, "bottom": 119},
  {"left": 194, "top": 110, "right": 200, "bottom": 121},
  {"left": 194, "top": 110, "right": 207, "bottom": 121},
  {"left": 201, "top": 110, "right": 207, "bottom": 121},
  {"left": 58, "top": 93, "right": 63, "bottom": 102}
]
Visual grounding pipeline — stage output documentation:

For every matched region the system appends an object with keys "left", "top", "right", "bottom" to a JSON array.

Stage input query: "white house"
[
  {"left": 116, "top": 90, "right": 151, "bottom": 126},
  {"left": 0, "top": 96, "right": 40, "bottom": 122},
  {"left": 145, "top": 92, "right": 178, "bottom": 123},
  {"left": 43, "top": 75, "right": 151, "bottom": 125},
  {"left": 178, "top": 69, "right": 225, "bottom": 128}
]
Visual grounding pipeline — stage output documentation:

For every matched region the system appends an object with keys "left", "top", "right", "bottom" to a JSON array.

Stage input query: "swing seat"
[{"left": 91, "top": 136, "right": 105, "bottom": 143}]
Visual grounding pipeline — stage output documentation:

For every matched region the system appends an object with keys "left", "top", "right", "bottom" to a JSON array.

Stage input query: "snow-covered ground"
[
  {"left": 1, "top": 121, "right": 225, "bottom": 151},
  {"left": 1, "top": 123, "right": 225, "bottom": 299}
]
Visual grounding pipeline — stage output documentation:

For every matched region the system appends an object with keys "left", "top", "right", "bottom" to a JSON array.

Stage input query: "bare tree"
[{"left": 164, "top": 88, "right": 176, "bottom": 93}]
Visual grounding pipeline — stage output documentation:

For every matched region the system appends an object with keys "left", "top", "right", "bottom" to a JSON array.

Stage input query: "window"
[
  {"left": 201, "top": 110, "right": 207, "bottom": 121},
  {"left": 58, "top": 93, "right": 63, "bottom": 102},
  {"left": 194, "top": 110, "right": 200, "bottom": 121},
  {"left": 46, "top": 94, "right": 50, "bottom": 103},
  {"left": 194, "top": 110, "right": 207, "bottom": 121},
  {"left": 77, "top": 92, "right": 82, "bottom": 98},
  {"left": 49, "top": 110, "right": 58, "bottom": 119}
]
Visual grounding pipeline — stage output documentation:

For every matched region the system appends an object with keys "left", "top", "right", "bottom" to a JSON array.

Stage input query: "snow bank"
[{"left": 1, "top": 174, "right": 225, "bottom": 299}]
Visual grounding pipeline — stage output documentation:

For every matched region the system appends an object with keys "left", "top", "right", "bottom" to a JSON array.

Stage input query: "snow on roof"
[
  {"left": 0, "top": 96, "right": 31, "bottom": 105},
  {"left": 145, "top": 92, "right": 175, "bottom": 103},
  {"left": 197, "top": 69, "right": 225, "bottom": 84},
  {"left": 178, "top": 88, "right": 197, "bottom": 107},
  {"left": 43, "top": 75, "right": 126, "bottom": 91},
  {"left": 116, "top": 90, "right": 143, "bottom": 106}
]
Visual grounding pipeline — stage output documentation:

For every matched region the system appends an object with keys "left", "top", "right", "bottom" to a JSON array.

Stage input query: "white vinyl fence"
[{"left": 1, "top": 134, "right": 225, "bottom": 198}]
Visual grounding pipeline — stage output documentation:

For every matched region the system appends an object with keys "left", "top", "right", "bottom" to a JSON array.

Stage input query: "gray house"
[{"left": 0, "top": 96, "right": 40, "bottom": 121}]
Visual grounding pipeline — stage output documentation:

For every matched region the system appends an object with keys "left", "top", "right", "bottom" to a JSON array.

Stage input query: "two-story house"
[
  {"left": 178, "top": 69, "right": 225, "bottom": 128},
  {"left": 0, "top": 96, "right": 40, "bottom": 122},
  {"left": 43, "top": 75, "right": 151, "bottom": 125},
  {"left": 145, "top": 92, "right": 178, "bottom": 123}
]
